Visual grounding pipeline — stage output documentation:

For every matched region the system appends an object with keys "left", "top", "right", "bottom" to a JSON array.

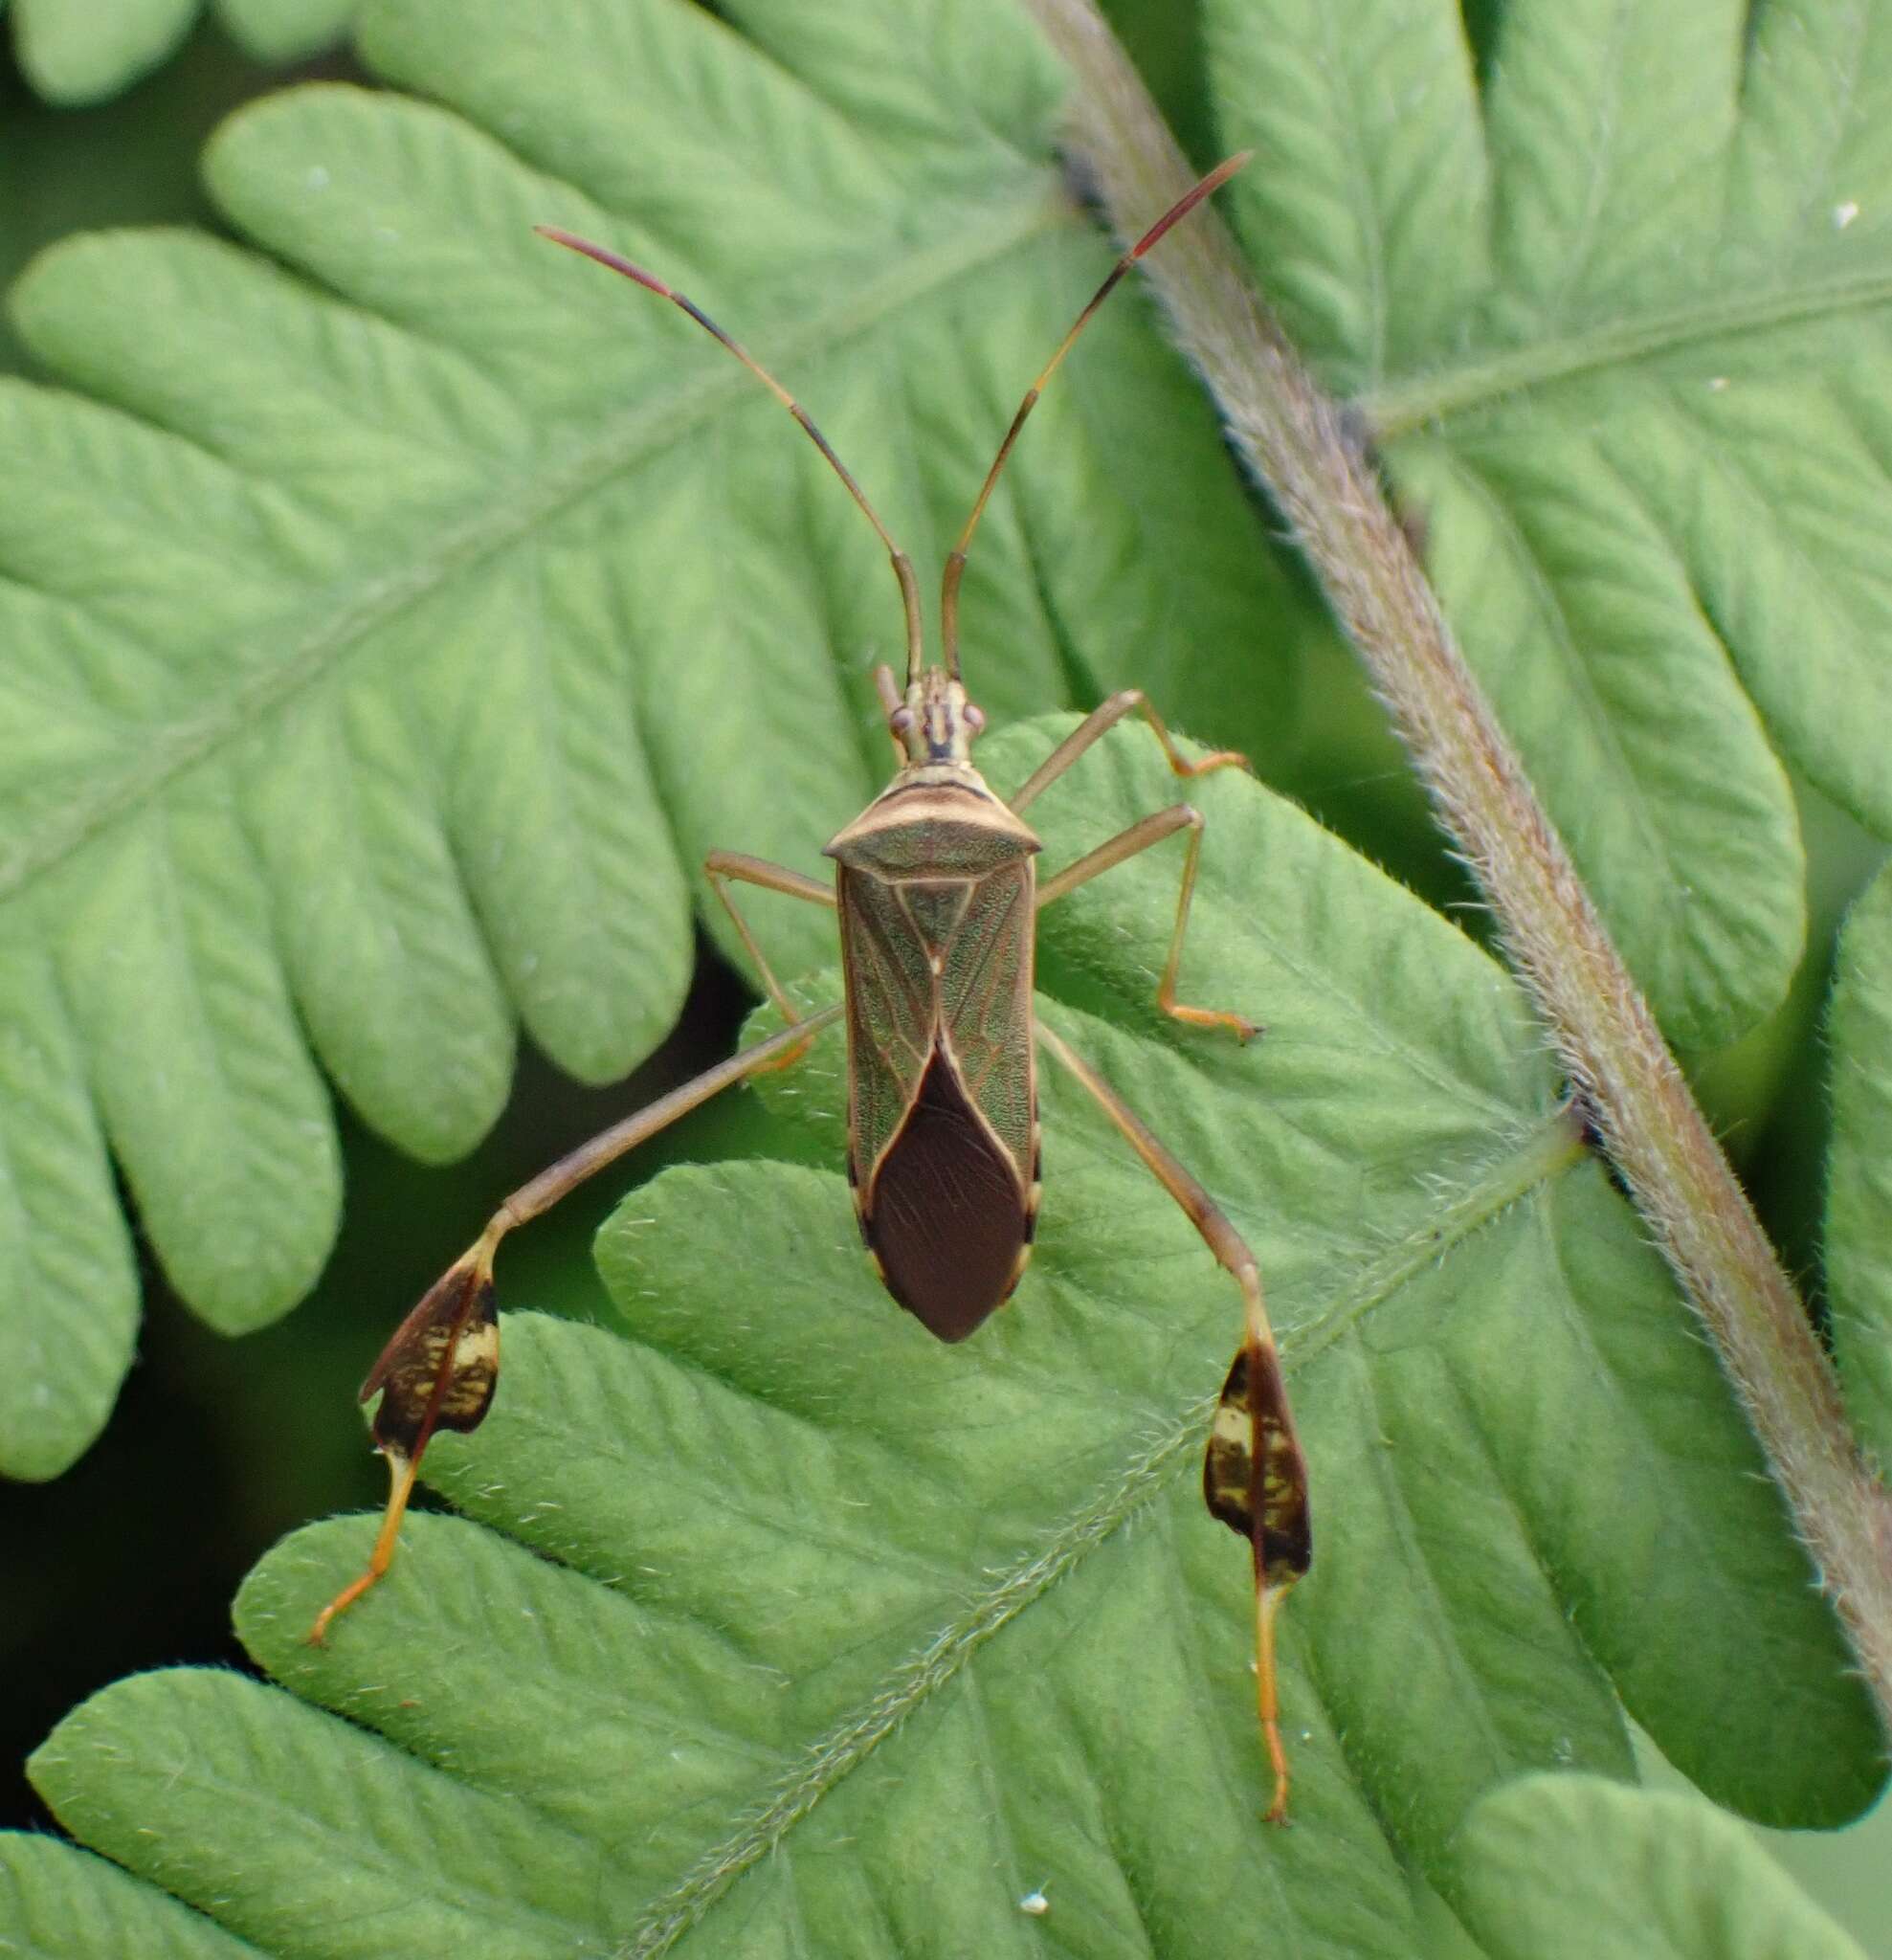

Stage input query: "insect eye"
[
  {"left": 963, "top": 704, "right": 986, "bottom": 732},
  {"left": 889, "top": 705, "right": 917, "bottom": 734}
]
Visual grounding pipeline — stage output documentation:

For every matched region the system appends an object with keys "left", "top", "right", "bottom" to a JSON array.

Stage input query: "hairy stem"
[{"left": 1023, "top": 0, "right": 1892, "bottom": 1727}]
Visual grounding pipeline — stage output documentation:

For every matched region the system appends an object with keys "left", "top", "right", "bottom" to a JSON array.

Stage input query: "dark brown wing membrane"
[{"left": 863, "top": 1036, "right": 1031, "bottom": 1342}]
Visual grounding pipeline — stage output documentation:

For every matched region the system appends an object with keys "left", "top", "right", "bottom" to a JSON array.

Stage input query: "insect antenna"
[
  {"left": 536, "top": 226, "right": 927, "bottom": 683},
  {"left": 939, "top": 151, "right": 1251, "bottom": 679}
]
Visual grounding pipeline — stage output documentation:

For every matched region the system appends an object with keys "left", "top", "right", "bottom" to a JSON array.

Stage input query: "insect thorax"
[{"left": 823, "top": 770, "right": 1039, "bottom": 878}]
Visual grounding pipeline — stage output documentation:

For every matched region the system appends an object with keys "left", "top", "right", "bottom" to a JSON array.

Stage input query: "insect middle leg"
[
  {"left": 1036, "top": 1019, "right": 1309, "bottom": 1823},
  {"left": 1037, "top": 803, "right": 1258, "bottom": 1041}
]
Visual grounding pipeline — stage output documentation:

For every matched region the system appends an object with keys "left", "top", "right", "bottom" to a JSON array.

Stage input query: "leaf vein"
[
  {"left": 0, "top": 185, "right": 1066, "bottom": 913},
  {"left": 1362, "top": 259, "right": 1892, "bottom": 434},
  {"left": 609, "top": 1109, "right": 1585, "bottom": 1954}
]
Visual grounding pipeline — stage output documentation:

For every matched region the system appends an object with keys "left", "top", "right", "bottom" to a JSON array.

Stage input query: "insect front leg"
[
  {"left": 307, "top": 1000, "right": 845, "bottom": 1645},
  {"left": 1037, "top": 803, "right": 1258, "bottom": 1041},
  {"left": 1006, "top": 689, "right": 1246, "bottom": 815},
  {"left": 705, "top": 850, "right": 835, "bottom": 1062},
  {"left": 1035, "top": 1020, "right": 1309, "bottom": 1823}
]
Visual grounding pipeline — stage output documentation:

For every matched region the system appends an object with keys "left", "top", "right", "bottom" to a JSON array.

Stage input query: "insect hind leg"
[{"left": 1035, "top": 1018, "right": 1308, "bottom": 1822}]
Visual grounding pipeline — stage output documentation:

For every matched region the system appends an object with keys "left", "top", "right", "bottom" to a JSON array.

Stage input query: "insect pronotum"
[{"left": 309, "top": 153, "right": 1312, "bottom": 1822}]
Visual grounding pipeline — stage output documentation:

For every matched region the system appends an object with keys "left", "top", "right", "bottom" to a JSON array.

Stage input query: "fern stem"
[{"left": 1022, "top": 0, "right": 1892, "bottom": 1730}]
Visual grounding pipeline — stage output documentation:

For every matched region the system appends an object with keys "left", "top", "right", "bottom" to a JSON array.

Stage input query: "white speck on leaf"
[{"left": 1836, "top": 200, "right": 1860, "bottom": 229}]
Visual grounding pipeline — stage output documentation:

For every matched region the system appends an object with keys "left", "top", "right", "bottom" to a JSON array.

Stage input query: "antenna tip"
[
  {"left": 1130, "top": 154, "right": 1249, "bottom": 258},
  {"left": 534, "top": 226, "right": 673, "bottom": 298},
  {"left": 1199, "top": 151, "right": 1252, "bottom": 196}
]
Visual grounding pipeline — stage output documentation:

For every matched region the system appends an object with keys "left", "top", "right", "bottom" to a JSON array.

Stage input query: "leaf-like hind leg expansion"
[
  {"left": 307, "top": 1002, "right": 844, "bottom": 1644},
  {"left": 1036, "top": 803, "right": 1258, "bottom": 1042},
  {"left": 1035, "top": 1020, "right": 1309, "bottom": 1823},
  {"left": 306, "top": 1235, "right": 498, "bottom": 1645}
]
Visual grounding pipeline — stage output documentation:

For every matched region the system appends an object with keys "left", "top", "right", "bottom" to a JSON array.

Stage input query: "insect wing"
[
  {"left": 835, "top": 854, "right": 1037, "bottom": 1341},
  {"left": 931, "top": 858, "right": 1035, "bottom": 1174},
  {"left": 836, "top": 862, "right": 938, "bottom": 1179}
]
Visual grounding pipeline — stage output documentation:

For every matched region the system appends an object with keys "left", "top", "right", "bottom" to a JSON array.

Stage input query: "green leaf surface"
[
  {"left": 1456, "top": 1773, "right": 1869, "bottom": 1960},
  {"left": 0, "top": 1833, "right": 263, "bottom": 1958},
  {"left": 13, "top": 720, "right": 1877, "bottom": 1957},
  {"left": 215, "top": 0, "right": 354, "bottom": 64},
  {"left": 1827, "top": 858, "right": 1892, "bottom": 1463},
  {"left": 1206, "top": 0, "right": 1892, "bottom": 1047},
  {"left": 0, "top": 946, "right": 139, "bottom": 1481},
  {"left": 7, "top": 0, "right": 196, "bottom": 104},
  {"left": 0, "top": 0, "right": 1301, "bottom": 1473},
  {"left": 2, "top": 0, "right": 352, "bottom": 101}
]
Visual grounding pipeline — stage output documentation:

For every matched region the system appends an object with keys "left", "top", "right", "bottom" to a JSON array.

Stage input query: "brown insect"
[{"left": 309, "top": 153, "right": 1311, "bottom": 1821}]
